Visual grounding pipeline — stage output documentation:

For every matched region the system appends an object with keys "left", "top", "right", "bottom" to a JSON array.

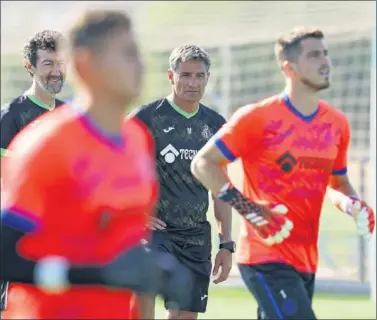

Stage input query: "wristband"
[
  {"left": 217, "top": 182, "right": 261, "bottom": 217},
  {"left": 34, "top": 256, "right": 70, "bottom": 294},
  {"left": 216, "top": 182, "right": 239, "bottom": 203},
  {"left": 217, "top": 182, "right": 233, "bottom": 199}
]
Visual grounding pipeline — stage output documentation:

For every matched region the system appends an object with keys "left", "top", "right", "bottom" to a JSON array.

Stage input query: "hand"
[
  {"left": 216, "top": 184, "right": 293, "bottom": 246},
  {"left": 345, "top": 198, "right": 375, "bottom": 240},
  {"left": 244, "top": 202, "right": 293, "bottom": 246},
  {"left": 147, "top": 217, "right": 166, "bottom": 230},
  {"left": 212, "top": 249, "right": 232, "bottom": 284}
]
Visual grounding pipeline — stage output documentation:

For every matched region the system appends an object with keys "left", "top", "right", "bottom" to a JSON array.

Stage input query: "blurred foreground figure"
[
  {"left": 0, "top": 29, "right": 67, "bottom": 314},
  {"left": 1, "top": 9, "right": 192, "bottom": 319}
]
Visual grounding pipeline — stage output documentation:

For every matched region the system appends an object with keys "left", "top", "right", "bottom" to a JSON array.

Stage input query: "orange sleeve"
[
  {"left": 214, "top": 104, "right": 264, "bottom": 162},
  {"left": 2, "top": 157, "right": 44, "bottom": 215},
  {"left": 332, "top": 116, "right": 350, "bottom": 175},
  {"left": 1, "top": 132, "right": 63, "bottom": 232}
]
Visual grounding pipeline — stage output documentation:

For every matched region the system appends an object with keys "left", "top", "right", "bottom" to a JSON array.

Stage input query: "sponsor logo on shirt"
[{"left": 160, "top": 144, "right": 198, "bottom": 163}]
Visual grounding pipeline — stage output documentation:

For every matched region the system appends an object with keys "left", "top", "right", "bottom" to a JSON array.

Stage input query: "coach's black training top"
[
  {"left": 0, "top": 94, "right": 65, "bottom": 156},
  {"left": 131, "top": 96, "right": 226, "bottom": 242}
]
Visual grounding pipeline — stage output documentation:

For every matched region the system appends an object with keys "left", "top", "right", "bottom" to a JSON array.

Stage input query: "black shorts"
[
  {"left": 238, "top": 263, "right": 316, "bottom": 320},
  {"left": 150, "top": 230, "right": 212, "bottom": 313}
]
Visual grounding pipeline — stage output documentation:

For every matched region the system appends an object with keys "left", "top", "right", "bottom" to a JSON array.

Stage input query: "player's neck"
[
  {"left": 171, "top": 93, "right": 199, "bottom": 114},
  {"left": 26, "top": 82, "right": 55, "bottom": 108},
  {"left": 75, "top": 92, "right": 126, "bottom": 135},
  {"left": 284, "top": 84, "right": 319, "bottom": 115}
]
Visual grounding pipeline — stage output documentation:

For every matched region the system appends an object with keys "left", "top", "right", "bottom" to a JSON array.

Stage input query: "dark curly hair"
[{"left": 23, "top": 30, "right": 64, "bottom": 77}]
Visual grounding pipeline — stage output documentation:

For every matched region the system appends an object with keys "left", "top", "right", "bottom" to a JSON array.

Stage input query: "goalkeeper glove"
[
  {"left": 217, "top": 183, "right": 293, "bottom": 245},
  {"left": 340, "top": 197, "right": 375, "bottom": 240}
]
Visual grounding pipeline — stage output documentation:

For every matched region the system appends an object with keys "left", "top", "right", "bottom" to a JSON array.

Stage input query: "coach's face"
[
  {"left": 296, "top": 38, "right": 332, "bottom": 91},
  {"left": 170, "top": 60, "right": 210, "bottom": 103},
  {"left": 34, "top": 49, "right": 66, "bottom": 95}
]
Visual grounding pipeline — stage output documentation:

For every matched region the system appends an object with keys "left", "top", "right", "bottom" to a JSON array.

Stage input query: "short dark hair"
[
  {"left": 23, "top": 30, "right": 64, "bottom": 76},
  {"left": 169, "top": 44, "right": 211, "bottom": 73},
  {"left": 67, "top": 9, "right": 132, "bottom": 54},
  {"left": 274, "top": 27, "right": 324, "bottom": 67}
]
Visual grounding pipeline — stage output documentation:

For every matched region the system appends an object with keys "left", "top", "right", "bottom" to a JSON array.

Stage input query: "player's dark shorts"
[
  {"left": 150, "top": 225, "right": 212, "bottom": 313},
  {"left": 238, "top": 262, "right": 317, "bottom": 320}
]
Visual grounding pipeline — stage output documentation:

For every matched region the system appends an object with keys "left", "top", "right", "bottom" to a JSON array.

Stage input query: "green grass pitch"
[{"left": 155, "top": 287, "right": 376, "bottom": 319}]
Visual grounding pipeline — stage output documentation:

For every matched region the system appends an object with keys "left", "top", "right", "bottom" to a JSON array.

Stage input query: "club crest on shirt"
[{"left": 201, "top": 125, "right": 213, "bottom": 140}]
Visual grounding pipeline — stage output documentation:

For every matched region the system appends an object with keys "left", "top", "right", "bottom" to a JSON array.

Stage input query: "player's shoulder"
[
  {"left": 129, "top": 97, "right": 167, "bottom": 119},
  {"left": 251, "top": 94, "right": 283, "bottom": 111},
  {"left": 125, "top": 115, "right": 151, "bottom": 136},
  {"left": 2, "top": 95, "right": 30, "bottom": 109},
  {"left": 8, "top": 105, "right": 78, "bottom": 159},
  {"left": 231, "top": 94, "right": 282, "bottom": 121},
  {"left": 319, "top": 99, "right": 349, "bottom": 123},
  {"left": 5, "top": 106, "right": 78, "bottom": 178},
  {"left": 123, "top": 116, "right": 154, "bottom": 152},
  {"left": 199, "top": 103, "right": 226, "bottom": 124},
  {"left": 1, "top": 95, "right": 32, "bottom": 120}
]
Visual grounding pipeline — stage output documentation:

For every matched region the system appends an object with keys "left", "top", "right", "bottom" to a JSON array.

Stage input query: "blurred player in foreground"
[
  {"left": 0, "top": 29, "right": 66, "bottom": 313},
  {"left": 1, "top": 30, "right": 66, "bottom": 158},
  {"left": 130, "top": 44, "right": 233, "bottom": 319},
  {"left": 1, "top": 9, "right": 192, "bottom": 319},
  {"left": 191, "top": 27, "right": 375, "bottom": 319}
]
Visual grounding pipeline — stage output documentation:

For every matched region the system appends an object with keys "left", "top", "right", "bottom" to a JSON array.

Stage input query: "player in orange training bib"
[
  {"left": 191, "top": 27, "right": 375, "bottom": 320},
  {"left": 1, "top": 9, "right": 192, "bottom": 319}
]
